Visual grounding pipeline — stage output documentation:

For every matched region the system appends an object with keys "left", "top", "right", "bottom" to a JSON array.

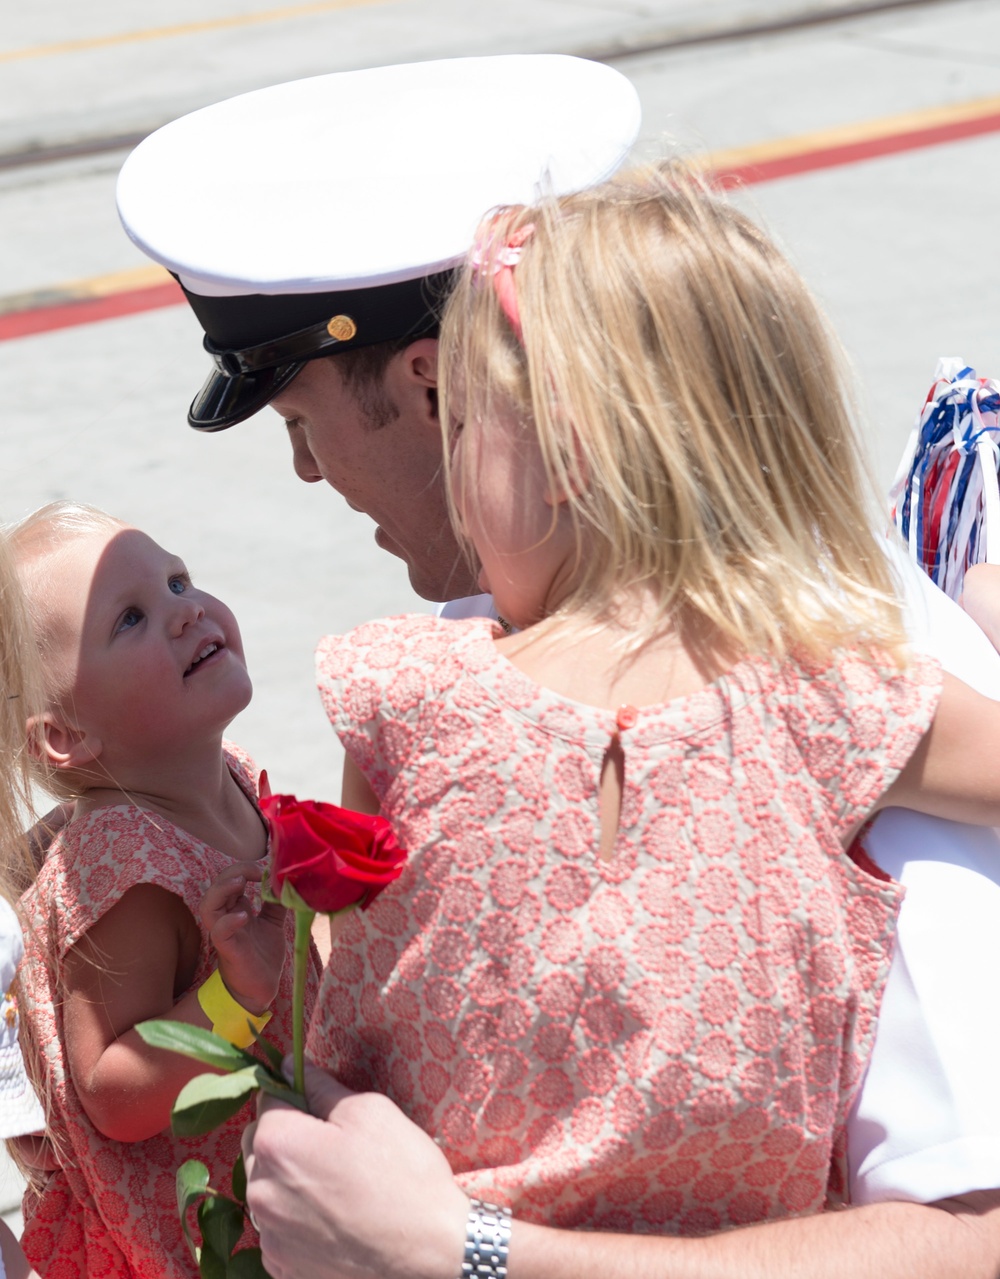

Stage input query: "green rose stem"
[{"left": 292, "top": 906, "right": 316, "bottom": 1096}]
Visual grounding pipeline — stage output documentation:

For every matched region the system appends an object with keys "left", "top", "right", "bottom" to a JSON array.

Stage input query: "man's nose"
[{"left": 286, "top": 424, "right": 323, "bottom": 484}]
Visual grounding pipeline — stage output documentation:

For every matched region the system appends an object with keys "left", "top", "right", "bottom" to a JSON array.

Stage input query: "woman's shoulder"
[
  {"left": 777, "top": 644, "right": 942, "bottom": 704},
  {"left": 317, "top": 613, "right": 495, "bottom": 679}
]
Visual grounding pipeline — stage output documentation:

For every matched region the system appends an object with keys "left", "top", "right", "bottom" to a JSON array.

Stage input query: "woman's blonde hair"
[{"left": 439, "top": 161, "right": 905, "bottom": 660}]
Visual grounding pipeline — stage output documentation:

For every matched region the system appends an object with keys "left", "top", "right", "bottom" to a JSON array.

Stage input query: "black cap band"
[
  {"left": 181, "top": 268, "right": 455, "bottom": 432},
  {"left": 182, "top": 270, "right": 456, "bottom": 356}
]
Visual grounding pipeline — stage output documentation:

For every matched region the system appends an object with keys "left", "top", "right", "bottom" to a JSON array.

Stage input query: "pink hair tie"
[{"left": 471, "top": 222, "right": 535, "bottom": 344}]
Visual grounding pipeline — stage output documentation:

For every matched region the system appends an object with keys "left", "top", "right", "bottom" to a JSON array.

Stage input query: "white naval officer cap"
[{"left": 116, "top": 54, "right": 642, "bottom": 432}]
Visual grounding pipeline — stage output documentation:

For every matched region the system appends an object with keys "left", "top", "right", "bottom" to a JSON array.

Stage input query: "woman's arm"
[
  {"left": 243, "top": 1067, "right": 1000, "bottom": 1279},
  {"left": 63, "top": 867, "right": 284, "bottom": 1143},
  {"left": 340, "top": 754, "right": 380, "bottom": 815},
  {"left": 0, "top": 1218, "right": 41, "bottom": 1279},
  {"left": 960, "top": 563, "right": 1000, "bottom": 651},
  {"left": 880, "top": 671, "right": 1000, "bottom": 826},
  {"left": 8, "top": 1134, "right": 59, "bottom": 1172}
]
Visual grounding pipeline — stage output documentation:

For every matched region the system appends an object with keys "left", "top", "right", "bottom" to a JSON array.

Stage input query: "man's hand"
[{"left": 242, "top": 1062, "right": 468, "bottom": 1279}]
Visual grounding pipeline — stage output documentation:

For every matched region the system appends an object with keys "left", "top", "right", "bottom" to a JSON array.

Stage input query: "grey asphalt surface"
[
  {"left": 1, "top": 0, "right": 944, "bottom": 161},
  {"left": 1, "top": 0, "right": 999, "bottom": 1236}
]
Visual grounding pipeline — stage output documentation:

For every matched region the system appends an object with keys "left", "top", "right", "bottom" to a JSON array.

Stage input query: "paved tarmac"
[
  {"left": 1, "top": 0, "right": 952, "bottom": 160},
  {"left": 0, "top": 0, "right": 998, "bottom": 1240}
]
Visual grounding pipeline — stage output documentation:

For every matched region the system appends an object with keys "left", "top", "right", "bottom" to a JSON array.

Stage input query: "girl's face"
[
  {"left": 451, "top": 397, "right": 576, "bottom": 629},
  {"left": 42, "top": 526, "right": 251, "bottom": 761}
]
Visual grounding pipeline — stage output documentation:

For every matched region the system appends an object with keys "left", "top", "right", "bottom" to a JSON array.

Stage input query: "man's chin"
[
  {"left": 374, "top": 525, "right": 479, "bottom": 603},
  {"left": 374, "top": 525, "right": 404, "bottom": 559},
  {"left": 410, "top": 556, "right": 481, "bottom": 604}
]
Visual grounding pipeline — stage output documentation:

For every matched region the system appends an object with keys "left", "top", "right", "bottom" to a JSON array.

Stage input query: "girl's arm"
[
  {"left": 879, "top": 671, "right": 1000, "bottom": 826},
  {"left": 63, "top": 867, "right": 285, "bottom": 1143}
]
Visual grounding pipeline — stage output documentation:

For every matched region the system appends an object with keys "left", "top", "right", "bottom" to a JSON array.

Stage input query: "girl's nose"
[{"left": 170, "top": 594, "right": 205, "bottom": 634}]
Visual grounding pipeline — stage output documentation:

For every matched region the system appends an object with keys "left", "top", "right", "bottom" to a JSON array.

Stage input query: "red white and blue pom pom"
[{"left": 889, "top": 357, "right": 1000, "bottom": 601}]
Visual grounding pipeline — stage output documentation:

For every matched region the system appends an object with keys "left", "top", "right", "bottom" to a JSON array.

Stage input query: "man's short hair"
[{"left": 333, "top": 336, "right": 417, "bottom": 429}]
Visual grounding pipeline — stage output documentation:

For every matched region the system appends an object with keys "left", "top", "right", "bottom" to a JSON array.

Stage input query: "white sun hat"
[
  {"left": 0, "top": 897, "right": 44, "bottom": 1137},
  {"left": 116, "top": 54, "right": 641, "bottom": 431}
]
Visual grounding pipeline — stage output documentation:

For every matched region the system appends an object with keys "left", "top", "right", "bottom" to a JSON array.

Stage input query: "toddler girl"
[
  {"left": 0, "top": 533, "right": 45, "bottom": 1279},
  {"left": 307, "top": 165, "right": 1000, "bottom": 1238},
  {"left": 10, "top": 502, "right": 320, "bottom": 1278}
]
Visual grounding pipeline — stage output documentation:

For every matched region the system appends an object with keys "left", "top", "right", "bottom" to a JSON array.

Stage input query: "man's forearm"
[{"left": 511, "top": 1192, "right": 1000, "bottom": 1279}]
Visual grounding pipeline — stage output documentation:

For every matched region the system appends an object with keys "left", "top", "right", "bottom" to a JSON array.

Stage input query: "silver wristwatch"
[{"left": 460, "top": 1198, "right": 512, "bottom": 1279}]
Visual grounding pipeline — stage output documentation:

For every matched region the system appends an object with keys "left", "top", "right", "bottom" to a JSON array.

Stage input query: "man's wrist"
[{"left": 460, "top": 1199, "right": 512, "bottom": 1279}]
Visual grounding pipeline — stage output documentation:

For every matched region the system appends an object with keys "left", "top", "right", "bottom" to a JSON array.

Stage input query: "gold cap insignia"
[{"left": 326, "top": 315, "right": 358, "bottom": 342}]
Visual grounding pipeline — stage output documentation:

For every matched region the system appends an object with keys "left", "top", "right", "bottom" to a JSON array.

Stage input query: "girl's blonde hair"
[
  {"left": 0, "top": 531, "right": 43, "bottom": 898},
  {"left": 7, "top": 502, "right": 127, "bottom": 806},
  {"left": 439, "top": 161, "right": 905, "bottom": 660}
]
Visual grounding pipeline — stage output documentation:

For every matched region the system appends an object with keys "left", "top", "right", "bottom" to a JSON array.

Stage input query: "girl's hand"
[{"left": 200, "top": 863, "right": 287, "bottom": 1016}]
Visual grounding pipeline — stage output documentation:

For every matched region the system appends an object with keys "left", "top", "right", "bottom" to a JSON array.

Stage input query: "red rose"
[{"left": 260, "top": 793, "right": 407, "bottom": 914}]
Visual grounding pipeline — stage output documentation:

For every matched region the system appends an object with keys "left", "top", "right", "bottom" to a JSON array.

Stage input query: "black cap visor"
[
  {"left": 188, "top": 359, "right": 306, "bottom": 432},
  {"left": 183, "top": 270, "right": 455, "bottom": 431}
]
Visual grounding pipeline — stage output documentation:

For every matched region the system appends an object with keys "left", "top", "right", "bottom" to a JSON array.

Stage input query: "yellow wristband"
[{"left": 197, "top": 969, "right": 272, "bottom": 1048}]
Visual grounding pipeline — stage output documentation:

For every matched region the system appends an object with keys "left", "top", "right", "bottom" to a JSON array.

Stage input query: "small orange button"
[{"left": 616, "top": 704, "right": 638, "bottom": 731}]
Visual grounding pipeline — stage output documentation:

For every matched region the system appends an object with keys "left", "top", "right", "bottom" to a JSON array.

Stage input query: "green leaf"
[
  {"left": 199, "top": 1194, "right": 243, "bottom": 1264},
  {"left": 231, "top": 1151, "right": 247, "bottom": 1204},
  {"left": 199, "top": 1240, "right": 229, "bottom": 1279},
  {"left": 249, "top": 1026, "right": 285, "bottom": 1076},
  {"left": 228, "top": 1246, "right": 271, "bottom": 1279},
  {"left": 252, "top": 1067, "right": 309, "bottom": 1111},
  {"left": 172, "top": 1067, "right": 261, "bottom": 1137},
  {"left": 177, "top": 1160, "right": 213, "bottom": 1261},
  {"left": 137, "top": 1019, "right": 258, "bottom": 1073}
]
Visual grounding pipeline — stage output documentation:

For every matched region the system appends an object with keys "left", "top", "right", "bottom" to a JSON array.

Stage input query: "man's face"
[{"left": 269, "top": 350, "right": 478, "bottom": 602}]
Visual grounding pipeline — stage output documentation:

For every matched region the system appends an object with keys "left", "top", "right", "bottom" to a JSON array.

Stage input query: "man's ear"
[
  {"left": 27, "top": 712, "right": 102, "bottom": 772},
  {"left": 396, "top": 337, "right": 440, "bottom": 426}
]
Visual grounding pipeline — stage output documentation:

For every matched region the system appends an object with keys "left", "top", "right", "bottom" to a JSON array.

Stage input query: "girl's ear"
[
  {"left": 544, "top": 428, "right": 590, "bottom": 506},
  {"left": 27, "top": 713, "right": 102, "bottom": 772}
]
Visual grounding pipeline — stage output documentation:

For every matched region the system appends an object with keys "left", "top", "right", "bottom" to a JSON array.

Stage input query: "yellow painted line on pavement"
[
  {"left": 1, "top": 0, "right": 390, "bottom": 64},
  {"left": 0, "top": 265, "right": 172, "bottom": 316},
  {"left": 702, "top": 92, "right": 1000, "bottom": 174}
]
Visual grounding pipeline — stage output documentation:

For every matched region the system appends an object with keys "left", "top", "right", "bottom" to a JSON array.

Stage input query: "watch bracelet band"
[{"left": 461, "top": 1198, "right": 512, "bottom": 1279}]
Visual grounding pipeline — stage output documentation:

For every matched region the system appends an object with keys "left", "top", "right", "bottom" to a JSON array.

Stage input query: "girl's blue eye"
[
  {"left": 116, "top": 608, "right": 143, "bottom": 633},
  {"left": 169, "top": 577, "right": 187, "bottom": 595}
]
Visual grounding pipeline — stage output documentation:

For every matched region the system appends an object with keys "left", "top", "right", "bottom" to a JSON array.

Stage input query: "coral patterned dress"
[
  {"left": 312, "top": 615, "right": 941, "bottom": 1235},
  {"left": 18, "top": 746, "right": 321, "bottom": 1278}
]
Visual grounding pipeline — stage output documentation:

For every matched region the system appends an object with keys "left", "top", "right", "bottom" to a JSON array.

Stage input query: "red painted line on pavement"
[
  {"left": 5, "top": 98, "right": 1000, "bottom": 343},
  {"left": 0, "top": 279, "right": 183, "bottom": 341},
  {"left": 710, "top": 107, "right": 1000, "bottom": 187}
]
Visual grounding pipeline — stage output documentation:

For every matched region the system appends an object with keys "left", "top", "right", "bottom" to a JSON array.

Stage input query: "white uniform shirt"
[{"left": 441, "top": 548, "right": 1000, "bottom": 1205}]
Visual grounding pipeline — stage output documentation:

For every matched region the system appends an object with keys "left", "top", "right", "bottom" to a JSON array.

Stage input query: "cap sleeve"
[
  {"left": 316, "top": 614, "right": 461, "bottom": 803},
  {"left": 782, "top": 648, "right": 943, "bottom": 841}
]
